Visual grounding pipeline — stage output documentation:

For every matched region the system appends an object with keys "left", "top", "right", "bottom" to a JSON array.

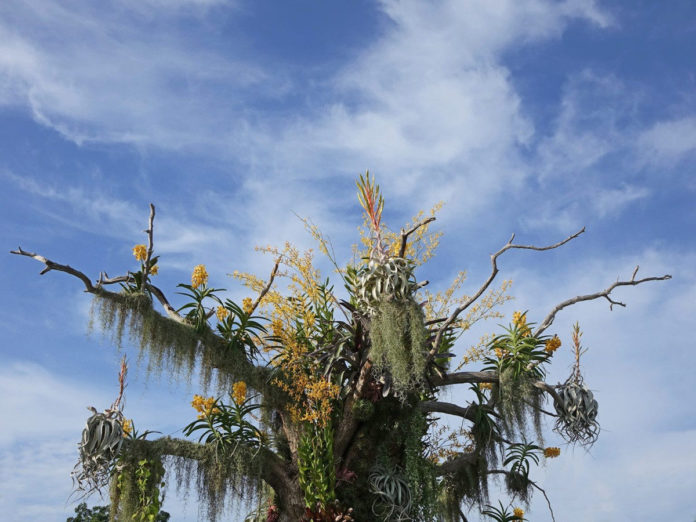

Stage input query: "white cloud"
[
  {"left": 231, "top": 0, "right": 613, "bottom": 228},
  {"left": 518, "top": 71, "right": 665, "bottom": 232},
  {"left": 0, "top": 0, "right": 613, "bottom": 215},
  {"left": 0, "top": 361, "right": 111, "bottom": 446},
  {"left": 0, "top": 438, "right": 78, "bottom": 520},
  {"left": 591, "top": 184, "right": 650, "bottom": 218},
  {"left": 535, "top": 72, "right": 632, "bottom": 181},
  {"left": 525, "top": 428, "right": 696, "bottom": 521},
  {"left": 637, "top": 116, "right": 696, "bottom": 165},
  {"left": 0, "top": 0, "right": 271, "bottom": 150}
]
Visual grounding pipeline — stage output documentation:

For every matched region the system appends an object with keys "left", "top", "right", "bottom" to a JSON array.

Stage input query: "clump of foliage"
[
  {"left": 482, "top": 313, "right": 549, "bottom": 442},
  {"left": 13, "top": 174, "right": 670, "bottom": 521},
  {"left": 66, "top": 502, "right": 170, "bottom": 522},
  {"left": 298, "top": 422, "right": 336, "bottom": 511},
  {"left": 110, "top": 445, "right": 166, "bottom": 522}
]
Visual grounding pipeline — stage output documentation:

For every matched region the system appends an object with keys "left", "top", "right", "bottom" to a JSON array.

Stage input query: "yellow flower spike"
[
  {"left": 216, "top": 306, "right": 230, "bottom": 321},
  {"left": 544, "top": 446, "right": 561, "bottom": 458},
  {"left": 191, "top": 394, "right": 218, "bottom": 417},
  {"left": 191, "top": 264, "right": 208, "bottom": 288},
  {"left": 479, "top": 382, "right": 493, "bottom": 390},
  {"left": 270, "top": 319, "right": 284, "bottom": 338},
  {"left": 122, "top": 419, "right": 133, "bottom": 437},
  {"left": 512, "top": 310, "right": 531, "bottom": 336},
  {"left": 242, "top": 297, "right": 253, "bottom": 315},
  {"left": 232, "top": 381, "right": 247, "bottom": 405},
  {"left": 545, "top": 335, "right": 562, "bottom": 354},
  {"left": 149, "top": 264, "right": 159, "bottom": 275},
  {"left": 132, "top": 244, "right": 147, "bottom": 261},
  {"left": 513, "top": 507, "right": 524, "bottom": 519}
]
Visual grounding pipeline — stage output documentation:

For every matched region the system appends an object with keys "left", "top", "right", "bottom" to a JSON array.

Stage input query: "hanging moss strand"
[{"left": 369, "top": 298, "right": 428, "bottom": 397}]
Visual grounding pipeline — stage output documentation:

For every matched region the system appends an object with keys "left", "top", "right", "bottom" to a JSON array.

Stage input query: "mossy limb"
[{"left": 369, "top": 298, "right": 428, "bottom": 397}]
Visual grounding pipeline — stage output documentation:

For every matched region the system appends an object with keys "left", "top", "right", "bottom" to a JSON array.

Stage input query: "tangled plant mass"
[{"left": 11, "top": 174, "right": 671, "bottom": 522}]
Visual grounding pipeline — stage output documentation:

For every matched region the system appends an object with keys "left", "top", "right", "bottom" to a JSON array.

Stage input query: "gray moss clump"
[
  {"left": 113, "top": 438, "right": 263, "bottom": 522},
  {"left": 369, "top": 298, "right": 428, "bottom": 397},
  {"left": 440, "top": 455, "right": 489, "bottom": 522},
  {"left": 504, "top": 471, "right": 531, "bottom": 504},
  {"left": 169, "top": 446, "right": 263, "bottom": 522},
  {"left": 88, "top": 292, "right": 267, "bottom": 393},
  {"left": 497, "top": 367, "right": 544, "bottom": 444}
]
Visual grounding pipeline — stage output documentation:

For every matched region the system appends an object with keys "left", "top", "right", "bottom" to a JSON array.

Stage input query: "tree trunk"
[{"left": 275, "top": 478, "right": 305, "bottom": 521}]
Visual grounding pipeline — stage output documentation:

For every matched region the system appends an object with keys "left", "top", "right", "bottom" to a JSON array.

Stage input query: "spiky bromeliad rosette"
[
  {"left": 71, "top": 359, "right": 128, "bottom": 497},
  {"left": 552, "top": 324, "right": 599, "bottom": 446},
  {"left": 553, "top": 378, "right": 599, "bottom": 446},
  {"left": 355, "top": 257, "right": 417, "bottom": 315}
]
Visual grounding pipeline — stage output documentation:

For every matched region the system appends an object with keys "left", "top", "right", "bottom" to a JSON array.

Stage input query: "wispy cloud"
[
  {"left": 637, "top": 116, "right": 696, "bottom": 165},
  {"left": 0, "top": 0, "right": 271, "bottom": 150},
  {"left": 0, "top": 361, "right": 111, "bottom": 446},
  {"left": 0, "top": 0, "right": 613, "bottom": 214}
]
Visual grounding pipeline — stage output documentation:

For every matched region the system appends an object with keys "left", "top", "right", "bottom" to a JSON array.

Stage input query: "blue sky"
[{"left": 1, "top": 0, "right": 694, "bottom": 520}]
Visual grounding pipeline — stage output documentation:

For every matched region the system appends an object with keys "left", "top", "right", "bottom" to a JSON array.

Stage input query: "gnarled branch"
[
  {"left": 398, "top": 216, "right": 436, "bottom": 258},
  {"left": 249, "top": 257, "right": 281, "bottom": 316},
  {"left": 418, "top": 400, "right": 476, "bottom": 422},
  {"left": 534, "top": 265, "right": 672, "bottom": 336},
  {"left": 431, "top": 370, "right": 498, "bottom": 387},
  {"left": 428, "top": 228, "right": 585, "bottom": 362},
  {"left": 11, "top": 246, "right": 96, "bottom": 292},
  {"left": 12, "top": 244, "right": 274, "bottom": 391}
]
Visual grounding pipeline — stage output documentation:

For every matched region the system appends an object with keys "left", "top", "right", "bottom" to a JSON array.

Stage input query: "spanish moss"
[{"left": 369, "top": 298, "right": 428, "bottom": 397}]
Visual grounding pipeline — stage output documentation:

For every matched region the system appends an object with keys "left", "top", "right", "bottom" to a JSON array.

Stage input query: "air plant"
[
  {"left": 368, "top": 463, "right": 413, "bottom": 521},
  {"left": 553, "top": 323, "right": 599, "bottom": 446},
  {"left": 356, "top": 257, "right": 418, "bottom": 315},
  {"left": 72, "top": 358, "right": 128, "bottom": 498}
]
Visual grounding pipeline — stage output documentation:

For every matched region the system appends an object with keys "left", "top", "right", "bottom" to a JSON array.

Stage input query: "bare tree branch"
[
  {"left": 398, "top": 216, "right": 436, "bottom": 258},
  {"left": 534, "top": 265, "right": 672, "bottom": 336},
  {"left": 533, "top": 381, "right": 561, "bottom": 407},
  {"left": 431, "top": 370, "right": 561, "bottom": 410},
  {"left": 419, "top": 400, "right": 477, "bottom": 422},
  {"left": 142, "top": 203, "right": 156, "bottom": 281},
  {"left": 146, "top": 283, "right": 188, "bottom": 324},
  {"left": 12, "top": 204, "right": 190, "bottom": 325},
  {"left": 97, "top": 273, "right": 131, "bottom": 286},
  {"left": 428, "top": 228, "right": 585, "bottom": 362},
  {"left": 431, "top": 370, "right": 498, "bottom": 387},
  {"left": 415, "top": 279, "right": 429, "bottom": 290},
  {"left": 11, "top": 246, "right": 96, "bottom": 292},
  {"left": 249, "top": 257, "right": 281, "bottom": 316}
]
